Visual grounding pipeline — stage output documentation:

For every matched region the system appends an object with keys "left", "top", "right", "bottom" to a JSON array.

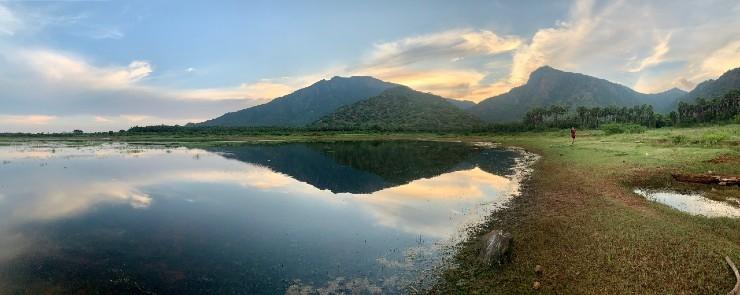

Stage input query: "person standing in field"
[{"left": 570, "top": 127, "right": 576, "bottom": 144}]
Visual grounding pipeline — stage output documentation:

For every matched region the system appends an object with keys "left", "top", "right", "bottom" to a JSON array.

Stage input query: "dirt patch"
[{"left": 706, "top": 154, "right": 740, "bottom": 164}]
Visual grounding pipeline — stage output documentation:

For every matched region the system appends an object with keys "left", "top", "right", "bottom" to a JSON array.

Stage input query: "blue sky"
[{"left": 1, "top": 0, "right": 739, "bottom": 132}]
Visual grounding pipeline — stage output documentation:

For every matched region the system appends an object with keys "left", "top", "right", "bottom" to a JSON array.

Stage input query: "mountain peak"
[
  {"left": 679, "top": 66, "right": 740, "bottom": 103},
  {"left": 470, "top": 66, "right": 686, "bottom": 122},
  {"left": 533, "top": 65, "right": 557, "bottom": 72},
  {"left": 527, "top": 65, "right": 574, "bottom": 83},
  {"left": 652, "top": 87, "right": 687, "bottom": 95},
  {"left": 197, "top": 76, "right": 397, "bottom": 127},
  {"left": 328, "top": 75, "right": 383, "bottom": 82}
]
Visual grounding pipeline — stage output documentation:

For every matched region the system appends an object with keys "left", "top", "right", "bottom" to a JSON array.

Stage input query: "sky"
[{"left": 1, "top": 0, "right": 739, "bottom": 132}]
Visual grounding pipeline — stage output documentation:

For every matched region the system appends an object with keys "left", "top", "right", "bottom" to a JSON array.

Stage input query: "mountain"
[
  {"left": 470, "top": 66, "right": 686, "bottom": 122},
  {"left": 446, "top": 98, "right": 476, "bottom": 109},
  {"left": 678, "top": 67, "right": 740, "bottom": 104},
  {"left": 310, "top": 86, "right": 484, "bottom": 131},
  {"left": 197, "top": 76, "right": 398, "bottom": 127},
  {"left": 640, "top": 87, "right": 688, "bottom": 113}
]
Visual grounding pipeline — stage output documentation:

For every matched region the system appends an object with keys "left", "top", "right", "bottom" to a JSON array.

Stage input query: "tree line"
[
  {"left": 675, "top": 90, "right": 740, "bottom": 125},
  {"left": 520, "top": 89, "right": 739, "bottom": 130},
  {"left": 523, "top": 104, "right": 662, "bottom": 129}
]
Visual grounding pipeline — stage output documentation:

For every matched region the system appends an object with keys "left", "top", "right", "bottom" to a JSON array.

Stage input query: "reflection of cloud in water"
[
  {"left": 357, "top": 168, "right": 514, "bottom": 238},
  {"left": 0, "top": 144, "right": 516, "bottom": 244},
  {"left": 0, "top": 147, "right": 339, "bottom": 234},
  {"left": 376, "top": 257, "right": 413, "bottom": 270},
  {"left": 286, "top": 277, "right": 384, "bottom": 295},
  {"left": 634, "top": 189, "right": 740, "bottom": 218},
  {"left": 0, "top": 149, "right": 55, "bottom": 159},
  {"left": 8, "top": 183, "right": 152, "bottom": 223},
  {"left": 170, "top": 170, "right": 295, "bottom": 190}
]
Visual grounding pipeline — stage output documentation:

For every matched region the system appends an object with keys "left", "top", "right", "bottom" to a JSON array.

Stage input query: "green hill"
[
  {"left": 310, "top": 86, "right": 483, "bottom": 131},
  {"left": 678, "top": 67, "right": 740, "bottom": 103},
  {"left": 196, "top": 76, "right": 398, "bottom": 127}
]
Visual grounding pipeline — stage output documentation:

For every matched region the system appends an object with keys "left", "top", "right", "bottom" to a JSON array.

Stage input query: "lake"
[{"left": 0, "top": 141, "right": 527, "bottom": 294}]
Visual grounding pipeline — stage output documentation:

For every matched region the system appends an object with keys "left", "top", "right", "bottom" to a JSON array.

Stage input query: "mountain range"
[
  {"left": 195, "top": 66, "right": 740, "bottom": 127},
  {"left": 469, "top": 66, "right": 687, "bottom": 122}
]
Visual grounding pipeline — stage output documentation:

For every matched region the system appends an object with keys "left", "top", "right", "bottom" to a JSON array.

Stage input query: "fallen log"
[
  {"left": 671, "top": 173, "right": 740, "bottom": 186},
  {"left": 727, "top": 256, "right": 739, "bottom": 295}
]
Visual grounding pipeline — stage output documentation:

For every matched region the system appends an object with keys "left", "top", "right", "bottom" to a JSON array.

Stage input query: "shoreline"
[{"left": 1, "top": 126, "right": 739, "bottom": 293}]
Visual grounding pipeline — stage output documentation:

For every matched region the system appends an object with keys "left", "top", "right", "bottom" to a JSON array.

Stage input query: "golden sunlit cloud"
[
  {"left": 351, "top": 28, "right": 523, "bottom": 101},
  {"left": 366, "top": 28, "right": 522, "bottom": 67},
  {"left": 699, "top": 39, "right": 740, "bottom": 79},
  {"left": 172, "top": 169, "right": 295, "bottom": 190},
  {"left": 0, "top": 115, "right": 56, "bottom": 125},
  {"left": 94, "top": 116, "right": 111, "bottom": 123},
  {"left": 175, "top": 81, "right": 294, "bottom": 101},
  {"left": 360, "top": 66, "right": 489, "bottom": 99}
]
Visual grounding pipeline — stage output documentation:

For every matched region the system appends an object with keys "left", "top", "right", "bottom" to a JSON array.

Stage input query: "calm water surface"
[{"left": 0, "top": 141, "right": 525, "bottom": 294}]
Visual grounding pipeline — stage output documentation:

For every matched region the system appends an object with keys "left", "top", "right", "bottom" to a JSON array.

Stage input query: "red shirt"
[{"left": 570, "top": 129, "right": 576, "bottom": 138}]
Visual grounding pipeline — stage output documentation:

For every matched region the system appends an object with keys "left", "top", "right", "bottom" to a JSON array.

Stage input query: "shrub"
[
  {"left": 701, "top": 132, "right": 729, "bottom": 146},
  {"left": 600, "top": 123, "right": 646, "bottom": 135},
  {"left": 670, "top": 135, "right": 687, "bottom": 144},
  {"left": 624, "top": 124, "right": 647, "bottom": 134}
]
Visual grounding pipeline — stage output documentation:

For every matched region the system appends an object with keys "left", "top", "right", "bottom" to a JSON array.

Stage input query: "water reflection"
[
  {"left": 634, "top": 189, "right": 740, "bottom": 218},
  {"left": 0, "top": 141, "right": 523, "bottom": 294},
  {"left": 208, "top": 141, "right": 516, "bottom": 193}
]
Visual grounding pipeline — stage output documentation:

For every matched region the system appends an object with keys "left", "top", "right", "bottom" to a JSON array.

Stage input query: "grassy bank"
[{"left": 430, "top": 125, "right": 740, "bottom": 294}]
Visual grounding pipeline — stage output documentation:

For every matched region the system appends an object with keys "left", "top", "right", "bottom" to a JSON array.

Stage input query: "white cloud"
[
  {"left": 352, "top": 28, "right": 522, "bottom": 100},
  {"left": 0, "top": 45, "right": 297, "bottom": 131},
  {"left": 14, "top": 49, "right": 152, "bottom": 88},
  {"left": 627, "top": 33, "right": 671, "bottom": 73},
  {"left": 364, "top": 29, "right": 521, "bottom": 68},
  {"left": 89, "top": 27, "right": 124, "bottom": 40},
  {"left": 0, "top": 4, "right": 22, "bottom": 36}
]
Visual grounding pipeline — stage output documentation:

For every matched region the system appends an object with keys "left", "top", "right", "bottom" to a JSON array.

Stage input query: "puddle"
[{"left": 634, "top": 189, "right": 740, "bottom": 218}]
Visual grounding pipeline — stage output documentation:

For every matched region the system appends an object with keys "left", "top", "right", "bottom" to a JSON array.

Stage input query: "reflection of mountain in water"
[{"left": 209, "top": 141, "right": 517, "bottom": 194}]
